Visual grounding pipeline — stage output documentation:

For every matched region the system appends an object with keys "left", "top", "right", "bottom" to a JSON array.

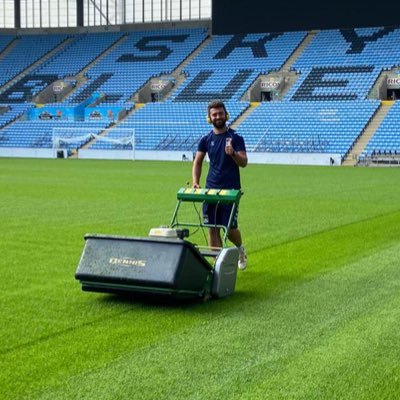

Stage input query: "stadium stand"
[
  {"left": 0, "top": 74, "right": 59, "bottom": 103},
  {"left": 0, "top": 120, "right": 109, "bottom": 151},
  {"left": 0, "top": 34, "right": 67, "bottom": 87},
  {"left": 1, "top": 25, "right": 400, "bottom": 164},
  {"left": 91, "top": 100, "right": 249, "bottom": 151},
  {"left": 363, "top": 101, "right": 400, "bottom": 157},
  {"left": 235, "top": 100, "right": 380, "bottom": 155},
  {"left": 173, "top": 31, "right": 307, "bottom": 102},
  {"left": 65, "top": 28, "right": 208, "bottom": 105},
  {"left": 34, "top": 32, "right": 125, "bottom": 78},
  {"left": 0, "top": 103, "right": 32, "bottom": 129},
  {"left": 286, "top": 27, "right": 400, "bottom": 101},
  {"left": 0, "top": 35, "right": 15, "bottom": 53}
]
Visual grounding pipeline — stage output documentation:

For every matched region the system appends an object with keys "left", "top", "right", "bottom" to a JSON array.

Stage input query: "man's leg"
[
  {"left": 209, "top": 227, "right": 222, "bottom": 248},
  {"left": 204, "top": 203, "right": 223, "bottom": 248},
  {"left": 229, "top": 228, "right": 247, "bottom": 270},
  {"left": 228, "top": 228, "right": 242, "bottom": 247}
]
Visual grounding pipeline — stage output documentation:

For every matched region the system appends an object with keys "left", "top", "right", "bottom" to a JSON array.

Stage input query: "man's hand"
[
  {"left": 193, "top": 183, "right": 201, "bottom": 188},
  {"left": 225, "top": 138, "right": 234, "bottom": 156}
]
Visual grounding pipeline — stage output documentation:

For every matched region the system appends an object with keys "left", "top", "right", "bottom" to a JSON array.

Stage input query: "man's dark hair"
[{"left": 208, "top": 100, "right": 227, "bottom": 116}]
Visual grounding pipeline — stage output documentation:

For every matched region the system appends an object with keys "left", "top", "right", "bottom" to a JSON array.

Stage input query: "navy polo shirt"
[{"left": 197, "top": 128, "right": 246, "bottom": 190}]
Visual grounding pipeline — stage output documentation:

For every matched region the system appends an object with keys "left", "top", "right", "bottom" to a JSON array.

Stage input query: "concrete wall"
[
  {"left": 248, "top": 152, "right": 341, "bottom": 166},
  {"left": 0, "top": 148, "right": 54, "bottom": 158},
  {"left": 78, "top": 149, "right": 193, "bottom": 161},
  {"left": 79, "top": 149, "right": 340, "bottom": 165},
  {"left": 0, "top": 147, "right": 341, "bottom": 165}
]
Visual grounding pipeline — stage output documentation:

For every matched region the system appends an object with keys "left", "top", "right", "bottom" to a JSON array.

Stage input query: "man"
[{"left": 192, "top": 100, "right": 248, "bottom": 270}]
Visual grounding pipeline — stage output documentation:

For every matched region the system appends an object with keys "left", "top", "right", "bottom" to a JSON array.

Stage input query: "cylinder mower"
[{"left": 75, "top": 187, "right": 243, "bottom": 300}]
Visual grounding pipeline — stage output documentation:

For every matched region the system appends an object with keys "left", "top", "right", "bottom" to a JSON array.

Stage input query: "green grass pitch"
[{"left": 1, "top": 158, "right": 400, "bottom": 399}]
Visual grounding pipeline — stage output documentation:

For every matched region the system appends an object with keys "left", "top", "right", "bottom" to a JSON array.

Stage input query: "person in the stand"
[{"left": 192, "top": 100, "right": 248, "bottom": 270}]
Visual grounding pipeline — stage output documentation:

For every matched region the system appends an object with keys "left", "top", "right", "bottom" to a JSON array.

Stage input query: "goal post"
[{"left": 52, "top": 127, "right": 135, "bottom": 159}]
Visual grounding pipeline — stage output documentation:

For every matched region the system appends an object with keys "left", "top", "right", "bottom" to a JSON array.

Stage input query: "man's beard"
[{"left": 212, "top": 118, "right": 226, "bottom": 129}]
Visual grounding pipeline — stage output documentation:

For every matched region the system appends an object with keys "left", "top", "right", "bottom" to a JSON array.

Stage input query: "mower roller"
[{"left": 75, "top": 188, "right": 243, "bottom": 300}]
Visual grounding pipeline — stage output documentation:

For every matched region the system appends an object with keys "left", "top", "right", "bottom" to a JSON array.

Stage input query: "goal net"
[{"left": 52, "top": 127, "right": 135, "bottom": 159}]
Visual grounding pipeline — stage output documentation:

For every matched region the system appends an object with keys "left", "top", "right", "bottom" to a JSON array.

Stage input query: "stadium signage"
[
  {"left": 109, "top": 258, "right": 146, "bottom": 267},
  {"left": 53, "top": 81, "right": 65, "bottom": 93},
  {"left": 89, "top": 110, "right": 102, "bottom": 120},
  {"left": 387, "top": 77, "right": 400, "bottom": 89},
  {"left": 260, "top": 76, "right": 283, "bottom": 92},
  {"left": 39, "top": 111, "right": 52, "bottom": 120},
  {"left": 151, "top": 81, "right": 166, "bottom": 91},
  {"left": 260, "top": 79, "right": 281, "bottom": 90}
]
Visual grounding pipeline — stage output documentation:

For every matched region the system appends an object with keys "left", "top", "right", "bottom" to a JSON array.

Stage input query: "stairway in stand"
[{"left": 342, "top": 101, "right": 394, "bottom": 166}]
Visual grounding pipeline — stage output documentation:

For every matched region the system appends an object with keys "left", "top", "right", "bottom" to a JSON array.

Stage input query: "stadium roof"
[{"left": 0, "top": 0, "right": 211, "bottom": 29}]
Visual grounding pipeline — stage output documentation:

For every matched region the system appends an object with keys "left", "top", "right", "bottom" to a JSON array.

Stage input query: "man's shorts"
[{"left": 202, "top": 202, "right": 239, "bottom": 229}]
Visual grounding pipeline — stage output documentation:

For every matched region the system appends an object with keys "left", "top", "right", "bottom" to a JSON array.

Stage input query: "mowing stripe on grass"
[
  {"left": 1, "top": 208, "right": 399, "bottom": 399},
  {"left": 31, "top": 243, "right": 400, "bottom": 400},
  {"left": 1, "top": 159, "right": 400, "bottom": 399}
]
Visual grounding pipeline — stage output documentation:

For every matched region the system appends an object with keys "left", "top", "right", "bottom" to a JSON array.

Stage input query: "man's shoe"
[{"left": 238, "top": 246, "right": 247, "bottom": 270}]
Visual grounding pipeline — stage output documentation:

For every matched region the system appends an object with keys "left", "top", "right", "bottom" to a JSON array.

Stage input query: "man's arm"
[
  {"left": 225, "top": 138, "right": 248, "bottom": 168},
  {"left": 229, "top": 149, "right": 248, "bottom": 168},
  {"left": 192, "top": 151, "right": 205, "bottom": 188}
]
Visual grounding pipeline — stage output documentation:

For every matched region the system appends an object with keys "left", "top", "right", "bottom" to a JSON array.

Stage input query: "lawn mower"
[{"left": 75, "top": 187, "right": 243, "bottom": 300}]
